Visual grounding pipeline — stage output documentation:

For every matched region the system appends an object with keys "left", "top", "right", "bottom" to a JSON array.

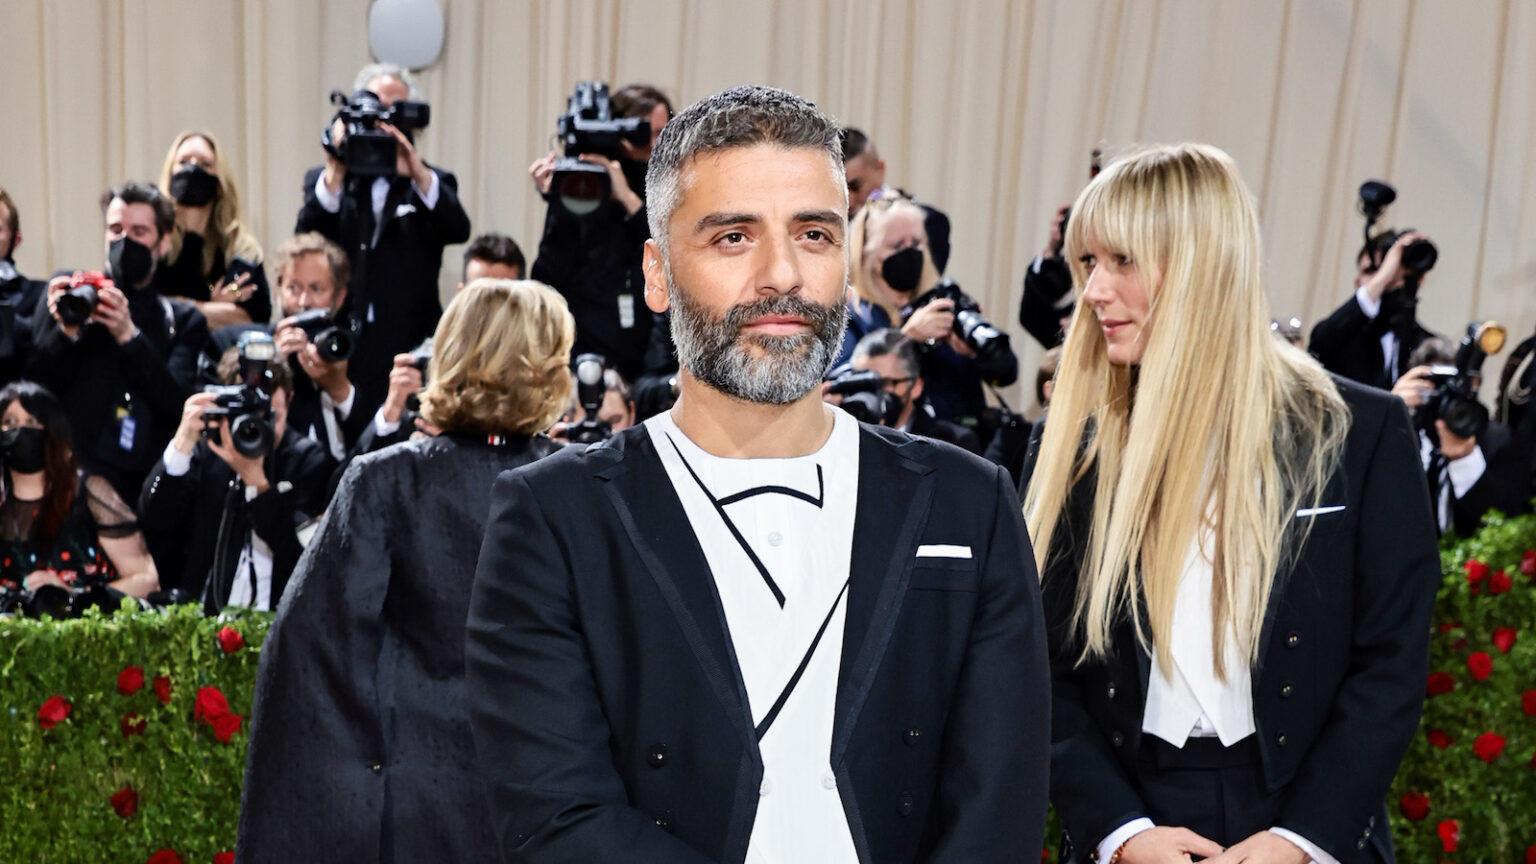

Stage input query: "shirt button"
[
  {"left": 821, "top": 771, "right": 837, "bottom": 790},
  {"left": 759, "top": 779, "right": 772, "bottom": 796},
  {"left": 766, "top": 531, "right": 783, "bottom": 547}
]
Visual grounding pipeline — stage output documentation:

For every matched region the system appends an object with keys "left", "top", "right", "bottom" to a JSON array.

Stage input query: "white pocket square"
[
  {"left": 1295, "top": 505, "right": 1346, "bottom": 518},
  {"left": 394, "top": 203, "right": 418, "bottom": 218},
  {"left": 916, "top": 544, "right": 972, "bottom": 559}
]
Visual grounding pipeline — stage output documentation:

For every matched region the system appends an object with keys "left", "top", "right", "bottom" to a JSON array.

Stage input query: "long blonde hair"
[
  {"left": 849, "top": 196, "right": 942, "bottom": 324},
  {"left": 1022, "top": 143, "right": 1348, "bottom": 679},
  {"left": 157, "top": 130, "right": 263, "bottom": 277}
]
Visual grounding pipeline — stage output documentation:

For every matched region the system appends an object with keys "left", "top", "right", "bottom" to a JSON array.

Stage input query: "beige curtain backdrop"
[{"left": 3, "top": 0, "right": 1533, "bottom": 408}]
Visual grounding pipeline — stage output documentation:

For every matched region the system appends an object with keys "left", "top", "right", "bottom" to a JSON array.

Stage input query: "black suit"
[
  {"left": 1308, "top": 292, "right": 1436, "bottom": 390},
  {"left": 1025, "top": 379, "right": 1440, "bottom": 862},
  {"left": 1427, "top": 419, "right": 1533, "bottom": 536},
  {"left": 0, "top": 267, "right": 44, "bottom": 386},
  {"left": 138, "top": 428, "right": 332, "bottom": 608},
  {"left": 465, "top": 423, "right": 1050, "bottom": 863},
  {"left": 296, "top": 166, "right": 471, "bottom": 417}
]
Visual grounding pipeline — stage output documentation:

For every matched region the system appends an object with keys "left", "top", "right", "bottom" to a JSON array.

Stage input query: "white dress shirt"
[
  {"left": 647, "top": 408, "right": 861, "bottom": 864},
  {"left": 1418, "top": 429, "right": 1487, "bottom": 532}
]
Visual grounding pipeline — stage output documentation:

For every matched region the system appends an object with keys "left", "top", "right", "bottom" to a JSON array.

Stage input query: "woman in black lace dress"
[{"left": 0, "top": 381, "right": 159, "bottom": 598}]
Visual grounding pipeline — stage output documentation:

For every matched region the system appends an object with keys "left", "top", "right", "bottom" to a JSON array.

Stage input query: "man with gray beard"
[{"left": 465, "top": 85, "right": 1049, "bottom": 864}]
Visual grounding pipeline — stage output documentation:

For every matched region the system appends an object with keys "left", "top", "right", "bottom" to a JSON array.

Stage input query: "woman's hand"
[
  {"left": 529, "top": 150, "right": 558, "bottom": 196},
  {"left": 1202, "top": 830, "right": 1308, "bottom": 864},
  {"left": 901, "top": 297, "right": 956, "bottom": 344},
  {"left": 1118, "top": 826, "right": 1224, "bottom": 863}
]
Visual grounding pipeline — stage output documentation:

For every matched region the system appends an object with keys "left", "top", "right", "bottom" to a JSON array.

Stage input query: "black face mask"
[
  {"left": 169, "top": 164, "right": 218, "bottom": 207},
  {"left": 880, "top": 247, "right": 925, "bottom": 295},
  {"left": 108, "top": 236, "right": 154, "bottom": 287},
  {"left": 1, "top": 427, "right": 47, "bottom": 474}
]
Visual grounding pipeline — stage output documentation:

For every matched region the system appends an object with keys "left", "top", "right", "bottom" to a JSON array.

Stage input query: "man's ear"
[
  {"left": 643, "top": 240, "right": 670, "bottom": 313},
  {"left": 155, "top": 230, "right": 173, "bottom": 260},
  {"left": 910, "top": 375, "right": 924, "bottom": 401}
]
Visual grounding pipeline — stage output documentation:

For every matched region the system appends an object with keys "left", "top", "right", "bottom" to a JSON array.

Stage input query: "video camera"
[
  {"left": 825, "top": 366, "right": 903, "bottom": 427},
  {"left": 1419, "top": 321, "right": 1507, "bottom": 442},
  {"left": 288, "top": 308, "right": 355, "bottom": 362},
  {"left": 568, "top": 353, "right": 614, "bottom": 444},
  {"left": 906, "top": 278, "right": 1010, "bottom": 361},
  {"left": 57, "top": 271, "right": 113, "bottom": 328},
  {"left": 202, "top": 331, "right": 278, "bottom": 459},
  {"left": 322, "top": 88, "right": 431, "bottom": 177},
  {"left": 550, "top": 82, "right": 651, "bottom": 216}
]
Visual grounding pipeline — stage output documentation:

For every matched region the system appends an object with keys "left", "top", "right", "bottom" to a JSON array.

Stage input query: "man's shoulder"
[{"left": 861, "top": 421, "right": 999, "bottom": 481}]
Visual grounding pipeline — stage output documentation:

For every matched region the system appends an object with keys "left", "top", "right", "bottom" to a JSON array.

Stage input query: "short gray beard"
[{"left": 667, "top": 270, "right": 847, "bottom": 406}]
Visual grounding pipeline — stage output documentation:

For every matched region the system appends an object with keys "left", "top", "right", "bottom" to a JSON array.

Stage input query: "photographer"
[
  {"left": 157, "top": 130, "right": 270, "bottom": 328},
  {"left": 0, "top": 187, "right": 45, "bottom": 386},
  {"left": 841, "top": 127, "right": 952, "bottom": 273},
  {"left": 1393, "top": 337, "right": 1531, "bottom": 536},
  {"left": 848, "top": 328, "right": 980, "bottom": 453},
  {"left": 1017, "top": 203, "right": 1074, "bottom": 348},
  {"left": 138, "top": 342, "right": 331, "bottom": 611},
  {"left": 461, "top": 231, "right": 525, "bottom": 286},
  {"left": 29, "top": 182, "right": 209, "bottom": 503},
  {"left": 528, "top": 82, "right": 671, "bottom": 381},
  {"left": 296, "top": 62, "right": 471, "bottom": 422},
  {"left": 0, "top": 381, "right": 157, "bottom": 602},
  {"left": 554, "top": 361, "right": 635, "bottom": 441},
  {"left": 847, "top": 194, "right": 1017, "bottom": 430},
  {"left": 1310, "top": 229, "right": 1439, "bottom": 390}
]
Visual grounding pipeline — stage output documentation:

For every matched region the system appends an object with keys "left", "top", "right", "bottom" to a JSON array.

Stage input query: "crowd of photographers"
[{"left": 0, "top": 63, "right": 1532, "bottom": 620}]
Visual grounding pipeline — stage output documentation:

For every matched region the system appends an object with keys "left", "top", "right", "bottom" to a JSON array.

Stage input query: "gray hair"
[
  {"left": 646, "top": 85, "right": 845, "bottom": 255},
  {"left": 852, "top": 328, "right": 920, "bottom": 379},
  {"left": 353, "top": 62, "right": 419, "bottom": 99}
]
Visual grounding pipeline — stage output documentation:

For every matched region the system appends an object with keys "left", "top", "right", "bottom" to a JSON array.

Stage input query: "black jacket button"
[
  {"left": 1106, "top": 683, "right": 1117, "bottom": 699},
  {"left": 1111, "top": 731, "right": 1125, "bottom": 747},
  {"left": 1280, "top": 683, "right": 1294, "bottom": 698},
  {"left": 1356, "top": 838, "right": 1366, "bottom": 850},
  {"left": 370, "top": 763, "right": 383, "bottom": 775},
  {"left": 647, "top": 743, "right": 668, "bottom": 769},
  {"left": 904, "top": 727, "right": 922, "bottom": 747},
  {"left": 655, "top": 813, "right": 673, "bottom": 831},
  {"left": 897, "top": 792, "right": 915, "bottom": 817},
  {"left": 1276, "top": 732, "right": 1288, "bottom": 747},
  {"left": 1286, "top": 632, "right": 1301, "bottom": 648}
]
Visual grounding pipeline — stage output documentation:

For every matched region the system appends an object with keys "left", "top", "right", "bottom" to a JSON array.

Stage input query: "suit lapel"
[
  {"left": 831, "top": 429, "right": 936, "bottom": 764},
  {"left": 587, "top": 430, "right": 760, "bottom": 751}
]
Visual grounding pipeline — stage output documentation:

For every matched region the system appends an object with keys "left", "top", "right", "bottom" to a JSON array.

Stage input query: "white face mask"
[{"left": 0, "top": 260, "right": 16, "bottom": 282}]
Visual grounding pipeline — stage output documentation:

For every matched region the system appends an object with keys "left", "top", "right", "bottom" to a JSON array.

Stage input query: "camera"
[
  {"left": 57, "top": 271, "right": 113, "bottom": 328},
  {"left": 0, "top": 580, "right": 127, "bottom": 619},
  {"left": 1358, "top": 180, "right": 1438, "bottom": 275},
  {"left": 550, "top": 82, "right": 651, "bottom": 216},
  {"left": 907, "top": 278, "right": 1011, "bottom": 360},
  {"left": 322, "top": 89, "right": 431, "bottom": 177},
  {"left": 288, "top": 308, "right": 355, "bottom": 362},
  {"left": 202, "top": 331, "right": 278, "bottom": 459},
  {"left": 1419, "top": 321, "right": 1507, "bottom": 442},
  {"left": 568, "top": 353, "right": 614, "bottom": 444},
  {"left": 825, "top": 366, "right": 903, "bottom": 427}
]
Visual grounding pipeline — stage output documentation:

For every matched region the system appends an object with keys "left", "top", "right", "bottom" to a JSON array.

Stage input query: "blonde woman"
[
  {"left": 845, "top": 195, "right": 1017, "bottom": 423},
  {"left": 157, "top": 130, "right": 270, "bottom": 326},
  {"left": 238, "top": 279, "right": 573, "bottom": 862},
  {"left": 1022, "top": 145, "right": 1439, "bottom": 864}
]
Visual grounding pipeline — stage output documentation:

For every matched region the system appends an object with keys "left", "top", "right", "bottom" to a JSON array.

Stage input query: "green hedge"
[
  {"left": 0, "top": 603, "right": 270, "bottom": 864},
  {"left": 1389, "top": 510, "right": 1536, "bottom": 863}
]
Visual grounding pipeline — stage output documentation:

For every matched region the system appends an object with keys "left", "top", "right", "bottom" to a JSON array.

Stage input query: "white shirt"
[
  {"left": 647, "top": 407, "right": 861, "bottom": 864},
  {"left": 312, "top": 385, "right": 356, "bottom": 462},
  {"left": 1418, "top": 430, "right": 1487, "bottom": 532},
  {"left": 159, "top": 443, "right": 276, "bottom": 611}
]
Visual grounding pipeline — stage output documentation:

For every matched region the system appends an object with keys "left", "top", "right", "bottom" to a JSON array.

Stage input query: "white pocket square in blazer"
[
  {"left": 915, "top": 544, "right": 972, "bottom": 559},
  {"left": 394, "top": 203, "right": 418, "bottom": 218},
  {"left": 1295, "top": 505, "right": 1346, "bottom": 518}
]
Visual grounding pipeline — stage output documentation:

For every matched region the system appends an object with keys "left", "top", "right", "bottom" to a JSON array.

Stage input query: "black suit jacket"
[
  {"left": 1308, "top": 293, "right": 1436, "bottom": 390},
  {"left": 1025, "top": 379, "right": 1440, "bottom": 862},
  {"left": 296, "top": 166, "right": 471, "bottom": 415},
  {"left": 465, "top": 423, "right": 1050, "bottom": 863},
  {"left": 908, "top": 408, "right": 981, "bottom": 454}
]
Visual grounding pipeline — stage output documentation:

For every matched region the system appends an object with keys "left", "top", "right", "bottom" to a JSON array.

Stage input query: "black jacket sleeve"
[
  {"left": 1018, "top": 255, "right": 1072, "bottom": 348},
  {"left": 295, "top": 167, "right": 342, "bottom": 238},
  {"left": 464, "top": 470, "right": 718, "bottom": 862},
  {"left": 120, "top": 303, "right": 207, "bottom": 431},
  {"left": 1307, "top": 293, "right": 1376, "bottom": 378},
  {"left": 421, "top": 169, "right": 472, "bottom": 246}
]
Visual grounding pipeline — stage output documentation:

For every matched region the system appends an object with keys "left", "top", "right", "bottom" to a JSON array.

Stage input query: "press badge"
[
  {"left": 118, "top": 417, "right": 137, "bottom": 451},
  {"left": 618, "top": 294, "right": 636, "bottom": 329}
]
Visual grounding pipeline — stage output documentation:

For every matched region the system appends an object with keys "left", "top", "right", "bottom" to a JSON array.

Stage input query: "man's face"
[
  {"left": 0, "top": 203, "right": 16, "bottom": 261},
  {"left": 851, "top": 351, "right": 920, "bottom": 426},
  {"left": 280, "top": 252, "right": 345, "bottom": 316},
  {"left": 463, "top": 257, "right": 522, "bottom": 286},
  {"left": 270, "top": 386, "right": 290, "bottom": 441},
  {"left": 844, "top": 151, "right": 886, "bottom": 217},
  {"left": 643, "top": 144, "right": 849, "bottom": 405},
  {"left": 621, "top": 103, "right": 671, "bottom": 163},
  {"left": 104, "top": 199, "right": 169, "bottom": 267}
]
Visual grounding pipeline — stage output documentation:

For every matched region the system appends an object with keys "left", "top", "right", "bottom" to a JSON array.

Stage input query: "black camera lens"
[
  {"left": 57, "top": 285, "right": 99, "bottom": 328},
  {"left": 314, "top": 327, "right": 353, "bottom": 363},
  {"left": 555, "top": 168, "right": 609, "bottom": 217},
  {"left": 229, "top": 414, "right": 274, "bottom": 459},
  {"left": 955, "top": 309, "right": 1009, "bottom": 359},
  {"left": 1402, "top": 238, "right": 1438, "bottom": 273}
]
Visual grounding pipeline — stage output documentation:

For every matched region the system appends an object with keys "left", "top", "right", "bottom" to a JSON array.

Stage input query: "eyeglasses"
[{"left": 880, "top": 376, "right": 917, "bottom": 390}]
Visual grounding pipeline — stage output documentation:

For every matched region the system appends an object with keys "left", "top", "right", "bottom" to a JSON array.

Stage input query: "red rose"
[
  {"left": 1399, "top": 792, "right": 1429, "bottom": 821},
  {"left": 216, "top": 626, "right": 245, "bottom": 654},
  {"left": 1452, "top": 636, "right": 1469, "bottom": 653},
  {"left": 1491, "top": 569, "right": 1513, "bottom": 594},
  {"left": 1468, "top": 652, "right": 1493, "bottom": 681},
  {"left": 1527, "top": 845, "right": 1536, "bottom": 864},
  {"left": 194, "top": 686, "right": 230, "bottom": 723},
  {"left": 1427, "top": 672, "right": 1456, "bottom": 696},
  {"left": 37, "top": 694, "right": 72, "bottom": 729},
  {"left": 1438, "top": 819, "right": 1459, "bottom": 852},
  {"left": 214, "top": 854, "right": 236, "bottom": 864},
  {"left": 1474, "top": 731, "right": 1507, "bottom": 762},
  {"left": 1427, "top": 729, "right": 1453, "bottom": 749},
  {"left": 1466, "top": 559, "right": 1490, "bottom": 585},
  {"left": 1525, "top": 691, "right": 1536, "bottom": 717},
  {"left": 1521, "top": 550, "right": 1536, "bottom": 576},
  {"left": 1494, "top": 627, "right": 1519, "bottom": 653},
  {"left": 110, "top": 785, "right": 137, "bottom": 818},
  {"left": 117, "top": 665, "right": 145, "bottom": 695},
  {"left": 153, "top": 675, "right": 172, "bottom": 705},
  {"left": 210, "top": 712, "right": 243, "bottom": 744},
  {"left": 146, "top": 851, "right": 183, "bottom": 864},
  {"left": 120, "top": 713, "right": 147, "bottom": 738}
]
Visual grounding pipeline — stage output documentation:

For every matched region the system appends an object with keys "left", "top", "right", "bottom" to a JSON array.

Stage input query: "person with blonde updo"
[{"left": 238, "top": 278, "right": 573, "bottom": 862}]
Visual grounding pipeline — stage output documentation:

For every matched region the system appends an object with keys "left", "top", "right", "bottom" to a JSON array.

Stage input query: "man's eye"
[
  {"left": 805, "top": 230, "right": 830, "bottom": 242},
  {"left": 720, "top": 232, "right": 747, "bottom": 245}
]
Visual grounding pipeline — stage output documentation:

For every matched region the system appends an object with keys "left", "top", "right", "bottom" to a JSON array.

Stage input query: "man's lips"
[{"left": 743, "top": 315, "right": 810, "bottom": 334}]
